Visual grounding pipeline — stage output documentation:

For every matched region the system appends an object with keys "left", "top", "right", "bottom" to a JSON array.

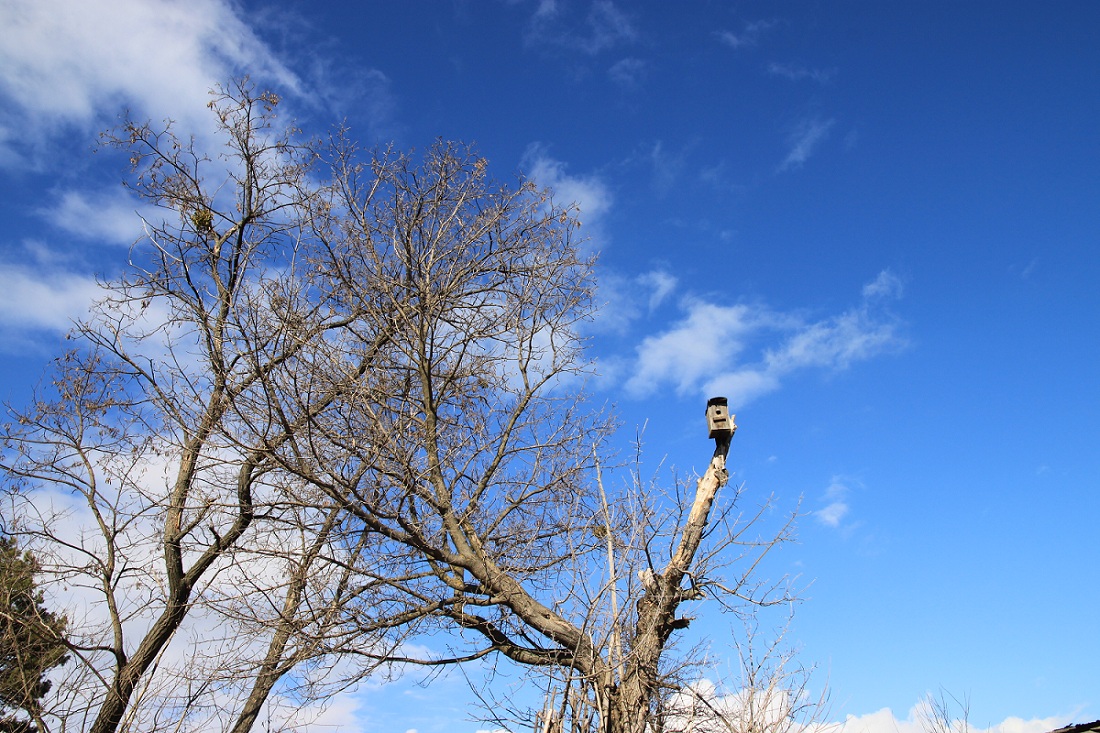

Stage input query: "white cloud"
[
  {"left": 526, "top": 0, "right": 637, "bottom": 55},
  {"left": 590, "top": 273, "right": 640, "bottom": 334},
  {"left": 626, "top": 301, "right": 767, "bottom": 397},
  {"left": 779, "top": 117, "right": 836, "bottom": 171},
  {"left": 0, "top": 0, "right": 297, "bottom": 164},
  {"left": 625, "top": 271, "right": 906, "bottom": 407},
  {"left": 609, "top": 57, "right": 647, "bottom": 89},
  {"left": 814, "top": 478, "right": 853, "bottom": 528},
  {"left": 41, "top": 189, "right": 155, "bottom": 246},
  {"left": 308, "top": 64, "right": 399, "bottom": 143},
  {"left": 586, "top": 0, "right": 636, "bottom": 46},
  {"left": 815, "top": 502, "right": 848, "bottom": 527},
  {"left": 647, "top": 140, "right": 691, "bottom": 193},
  {"left": 701, "top": 368, "right": 782, "bottom": 408},
  {"left": 862, "top": 269, "right": 904, "bottom": 299},
  {"left": 591, "top": 268, "right": 678, "bottom": 334},
  {"left": 638, "top": 270, "right": 678, "bottom": 311},
  {"left": 301, "top": 693, "right": 367, "bottom": 733},
  {"left": 664, "top": 681, "right": 1069, "bottom": 733},
  {"left": 768, "top": 63, "right": 836, "bottom": 84},
  {"left": 762, "top": 306, "right": 900, "bottom": 373},
  {"left": 533, "top": 0, "right": 558, "bottom": 21},
  {"left": 524, "top": 146, "right": 612, "bottom": 252},
  {"left": 829, "top": 704, "right": 1067, "bottom": 733},
  {"left": 525, "top": 148, "right": 612, "bottom": 221},
  {"left": 0, "top": 259, "right": 101, "bottom": 335},
  {"left": 717, "top": 20, "right": 776, "bottom": 50}
]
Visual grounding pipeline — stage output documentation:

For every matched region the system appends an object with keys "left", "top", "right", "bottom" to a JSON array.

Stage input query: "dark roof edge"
[{"left": 1046, "top": 721, "right": 1100, "bottom": 733}]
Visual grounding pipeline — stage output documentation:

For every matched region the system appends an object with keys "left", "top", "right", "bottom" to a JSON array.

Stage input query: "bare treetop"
[{"left": 2, "top": 81, "right": 810, "bottom": 733}]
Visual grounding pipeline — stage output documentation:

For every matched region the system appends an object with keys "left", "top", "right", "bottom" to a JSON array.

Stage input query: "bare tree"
[
  {"left": 264, "top": 133, "right": 805, "bottom": 733},
  {"left": 0, "top": 81, "right": 408, "bottom": 732},
  {"left": 3, "top": 80, "right": 810, "bottom": 733},
  {"left": 509, "top": 435, "right": 808, "bottom": 733},
  {"left": 917, "top": 689, "right": 972, "bottom": 733},
  {"left": 209, "top": 495, "right": 422, "bottom": 733},
  {"left": 654, "top": 613, "right": 828, "bottom": 733}
]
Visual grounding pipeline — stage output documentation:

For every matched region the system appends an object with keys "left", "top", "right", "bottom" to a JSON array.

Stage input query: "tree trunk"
[
  {"left": 89, "top": 599, "right": 189, "bottom": 733},
  {"left": 607, "top": 453, "right": 731, "bottom": 733}
]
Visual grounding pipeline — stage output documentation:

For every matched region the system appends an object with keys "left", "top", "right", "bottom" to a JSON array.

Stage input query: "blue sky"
[{"left": 1, "top": 1, "right": 1097, "bottom": 731}]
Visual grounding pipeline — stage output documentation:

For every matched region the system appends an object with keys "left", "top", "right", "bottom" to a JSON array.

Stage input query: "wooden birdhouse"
[{"left": 705, "top": 397, "right": 734, "bottom": 439}]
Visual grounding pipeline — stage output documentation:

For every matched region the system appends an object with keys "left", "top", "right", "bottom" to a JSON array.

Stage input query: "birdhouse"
[{"left": 705, "top": 397, "right": 734, "bottom": 439}]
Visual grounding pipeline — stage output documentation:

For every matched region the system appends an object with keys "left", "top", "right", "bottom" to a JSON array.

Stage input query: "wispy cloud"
[
  {"left": 779, "top": 117, "right": 836, "bottom": 171},
  {"left": 308, "top": 66, "right": 399, "bottom": 143},
  {"left": 862, "top": 270, "right": 904, "bottom": 299},
  {"left": 0, "top": 0, "right": 298, "bottom": 166},
  {"left": 0, "top": 256, "right": 101, "bottom": 337},
  {"left": 591, "top": 268, "right": 678, "bottom": 334},
  {"left": 524, "top": 145, "right": 612, "bottom": 252},
  {"left": 761, "top": 302, "right": 900, "bottom": 374},
  {"left": 609, "top": 57, "right": 647, "bottom": 89},
  {"left": 768, "top": 62, "right": 836, "bottom": 84},
  {"left": 1018, "top": 257, "right": 1039, "bottom": 280},
  {"left": 527, "top": 0, "right": 637, "bottom": 55},
  {"left": 637, "top": 270, "right": 677, "bottom": 311},
  {"left": 814, "top": 477, "right": 854, "bottom": 528},
  {"left": 625, "top": 302, "right": 770, "bottom": 397},
  {"left": 716, "top": 20, "right": 776, "bottom": 50},
  {"left": 624, "top": 271, "right": 906, "bottom": 406},
  {"left": 39, "top": 189, "right": 157, "bottom": 246},
  {"left": 579, "top": 1, "right": 638, "bottom": 53},
  {"left": 647, "top": 140, "right": 691, "bottom": 193}
]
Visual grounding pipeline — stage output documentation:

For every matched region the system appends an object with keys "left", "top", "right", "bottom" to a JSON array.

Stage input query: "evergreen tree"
[{"left": 0, "top": 536, "right": 68, "bottom": 732}]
